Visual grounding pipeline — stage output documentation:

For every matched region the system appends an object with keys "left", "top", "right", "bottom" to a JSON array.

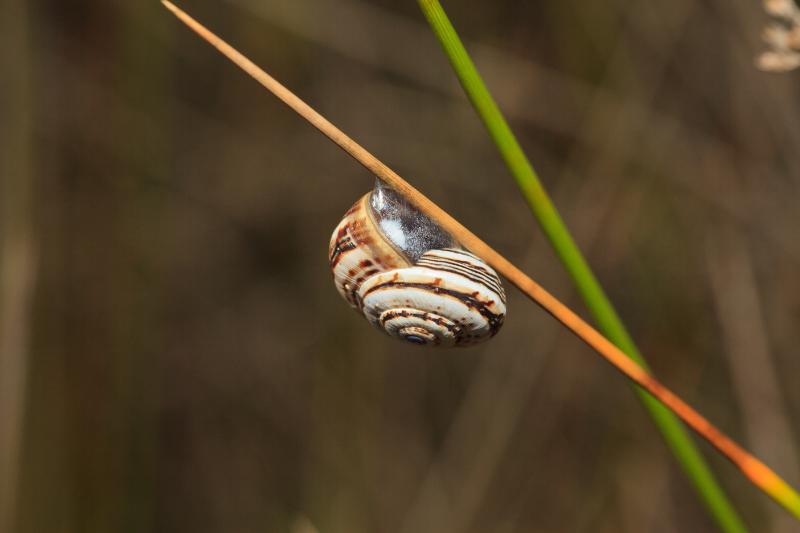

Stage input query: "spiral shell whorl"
[
  {"left": 359, "top": 249, "right": 505, "bottom": 346},
  {"left": 329, "top": 184, "right": 506, "bottom": 347}
]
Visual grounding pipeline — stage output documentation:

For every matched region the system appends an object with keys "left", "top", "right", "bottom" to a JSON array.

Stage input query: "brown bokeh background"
[{"left": 2, "top": 0, "right": 800, "bottom": 531}]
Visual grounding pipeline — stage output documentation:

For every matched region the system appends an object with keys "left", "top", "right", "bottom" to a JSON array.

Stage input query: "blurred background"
[{"left": 2, "top": 0, "right": 800, "bottom": 531}]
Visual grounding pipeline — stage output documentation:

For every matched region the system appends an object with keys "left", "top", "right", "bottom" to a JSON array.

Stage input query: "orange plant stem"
[{"left": 161, "top": 0, "right": 800, "bottom": 518}]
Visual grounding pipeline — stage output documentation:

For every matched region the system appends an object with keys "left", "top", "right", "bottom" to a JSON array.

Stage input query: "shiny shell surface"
[
  {"left": 359, "top": 249, "right": 506, "bottom": 346},
  {"left": 329, "top": 182, "right": 506, "bottom": 347}
]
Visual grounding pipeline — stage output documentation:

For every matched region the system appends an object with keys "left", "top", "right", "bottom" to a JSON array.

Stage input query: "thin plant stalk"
[
  {"left": 415, "top": 1, "right": 750, "bottom": 530},
  {"left": 161, "top": 0, "right": 800, "bottom": 523},
  {"left": 415, "top": 0, "right": 800, "bottom": 528}
]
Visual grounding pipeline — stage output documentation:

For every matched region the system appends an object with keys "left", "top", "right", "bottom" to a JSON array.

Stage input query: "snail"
[{"left": 329, "top": 179, "right": 506, "bottom": 347}]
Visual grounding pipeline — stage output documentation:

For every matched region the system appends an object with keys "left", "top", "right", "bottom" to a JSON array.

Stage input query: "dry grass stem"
[{"left": 162, "top": 0, "right": 800, "bottom": 519}]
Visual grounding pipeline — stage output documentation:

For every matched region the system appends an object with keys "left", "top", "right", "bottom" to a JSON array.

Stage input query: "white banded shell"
[{"left": 329, "top": 180, "right": 506, "bottom": 347}]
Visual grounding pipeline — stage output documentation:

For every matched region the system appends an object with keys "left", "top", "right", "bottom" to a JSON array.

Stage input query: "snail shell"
[{"left": 329, "top": 180, "right": 506, "bottom": 347}]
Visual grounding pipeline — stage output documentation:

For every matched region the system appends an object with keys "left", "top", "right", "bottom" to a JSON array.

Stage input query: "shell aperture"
[{"left": 369, "top": 179, "right": 457, "bottom": 262}]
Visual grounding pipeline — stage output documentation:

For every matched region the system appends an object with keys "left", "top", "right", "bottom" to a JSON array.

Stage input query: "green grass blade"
[{"left": 417, "top": 1, "right": 749, "bottom": 531}]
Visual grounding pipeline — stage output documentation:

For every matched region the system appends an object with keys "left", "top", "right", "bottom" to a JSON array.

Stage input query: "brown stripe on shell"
[
  {"left": 329, "top": 226, "right": 348, "bottom": 259},
  {"left": 416, "top": 257, "right": 505, "bottom": 300},
  {"left": 354, "top": 268, "right": 381, "bottom": 284},
  {"left": 426, "top": 249, "right": 502, "bottom": 283},
  {"left": 347, "top": 215, "right": 372, "bottom": 245},
  {"left": 329, "top": 210, "right": 374, "bottom": 268},
  {"left": 329, "top": 225, "right": 349, "bottom": 261},
  {"left": 423, "top": 248, "right": 502, "bottom": 281},
  {"left": 329, "top": 235, "right": 357, "bottom": 268},
  {"left": 416, "top": 255, "right": 505, "bottom": 303},
  {"left": 442, "top": 248, "right": 488, "bottom": 261},
  {"left": 379, "top": 309, "right": 460, "bottom": 333},
  {"left": 339, "top": 278, "right": 363, "bottom": 309},
  {"left": 429, "top": 249, "right": 506, "bottom": 300},
  {"left": 362, "top": 281, "right": 504, "bottom": 335}
]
